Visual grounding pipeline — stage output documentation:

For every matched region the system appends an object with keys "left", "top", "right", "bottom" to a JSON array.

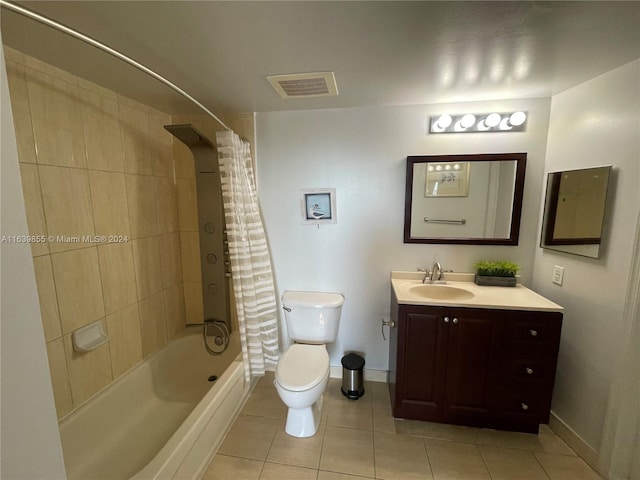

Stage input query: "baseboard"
[
  {"left": 549, "top": 410, "right": 600, "bottom": 472},
  {"left": 329, "top": 366, "right": 387, "bottom": 383}
]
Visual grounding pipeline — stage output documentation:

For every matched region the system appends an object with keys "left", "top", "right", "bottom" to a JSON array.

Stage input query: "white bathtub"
[{"left": 59, "top": 331, "right": 245, "bottom": 480}]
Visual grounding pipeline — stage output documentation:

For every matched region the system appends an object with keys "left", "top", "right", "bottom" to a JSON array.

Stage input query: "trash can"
[{"left": 341, "top": 353, "right": 365, "bottom": 400}]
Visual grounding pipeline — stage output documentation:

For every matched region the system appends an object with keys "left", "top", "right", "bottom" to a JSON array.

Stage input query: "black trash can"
[{"left": 341, "top": 353, "right": 365, "bottom": 400}]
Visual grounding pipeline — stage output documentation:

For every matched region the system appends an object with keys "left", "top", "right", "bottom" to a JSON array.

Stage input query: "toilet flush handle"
[{"left": 283, "top": 306, "right": 291, "bottom": 312}]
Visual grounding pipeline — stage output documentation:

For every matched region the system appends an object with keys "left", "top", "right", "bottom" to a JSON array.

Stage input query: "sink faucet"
[{"left": 422, "top": 262, "right": 445, "bottom": 284}]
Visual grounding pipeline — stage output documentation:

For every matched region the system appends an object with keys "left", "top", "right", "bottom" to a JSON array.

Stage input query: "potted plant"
[{"left": 474, "top": 260, "right": 519, "bottom": 287}]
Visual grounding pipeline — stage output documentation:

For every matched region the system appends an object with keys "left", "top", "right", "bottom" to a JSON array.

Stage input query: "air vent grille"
[{"left": 267, "top": 72, "right": 338, "bottom": 99}]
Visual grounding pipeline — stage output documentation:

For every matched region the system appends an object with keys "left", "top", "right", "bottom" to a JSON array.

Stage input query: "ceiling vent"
[{"left": 267, "top": 72, "right": 338, "bottom": 99}]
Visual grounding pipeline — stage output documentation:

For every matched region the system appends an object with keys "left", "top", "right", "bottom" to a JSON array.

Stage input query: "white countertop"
[{"left": 391, "top": 271, "right": 563, "bottom": 312}]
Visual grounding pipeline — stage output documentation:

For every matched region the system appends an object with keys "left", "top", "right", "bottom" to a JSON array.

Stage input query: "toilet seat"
[{"left": 276, "top": 344, "right": 329, "bottom": 392}]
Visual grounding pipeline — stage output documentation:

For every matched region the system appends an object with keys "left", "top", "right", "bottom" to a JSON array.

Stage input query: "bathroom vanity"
[{"left": 388, "top": 272, "right": 563, "bottom": 434}]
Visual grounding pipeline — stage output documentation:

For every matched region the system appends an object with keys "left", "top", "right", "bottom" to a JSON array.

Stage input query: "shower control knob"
[{"left": 525, "top": 367, "right": 534, "bottom": 375}]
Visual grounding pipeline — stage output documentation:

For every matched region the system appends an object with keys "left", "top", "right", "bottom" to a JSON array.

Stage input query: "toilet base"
[{"left": 284, "top": 395, "right": 323, "bottom": 438}]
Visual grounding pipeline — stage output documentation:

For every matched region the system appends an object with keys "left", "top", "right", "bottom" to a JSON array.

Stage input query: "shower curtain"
[
  {"left": 216, "top": 130, "right": 279, "bottom": 382},
  {"left": 599, "top": 209, "right": 640, "bottom": 480}
]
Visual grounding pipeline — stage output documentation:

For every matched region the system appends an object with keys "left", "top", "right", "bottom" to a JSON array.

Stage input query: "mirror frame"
[{"left": 404, "top": 153, "right": 527, "bottom": 245}]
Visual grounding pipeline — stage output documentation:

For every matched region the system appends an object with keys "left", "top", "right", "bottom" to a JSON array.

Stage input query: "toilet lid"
[{"left": 276, "top": 344, "right": 329, "bottom": 392}]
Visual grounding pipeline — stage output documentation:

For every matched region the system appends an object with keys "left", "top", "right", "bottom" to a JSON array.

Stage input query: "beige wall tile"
[
  {"left": 25, "top": 68, "right": 87, "bottom": 168},
  {"left": 132, "top": 236, "right": 163, "bottom": 300},
  {"left": 172, "top": 138, "right": 195, "bottom": 179},
  {"left": 32, "top": 255, "right": 62, "bottom": 342},
  {"left": 63, "top": 332, "right": 113, "bottom": 407},
  {"left": 118, "top": 101, "right": 153, "bottom": 175},
  {"left": 139, "top": 292, "right": 168, "bottom": 356},
  {"left": 46, "top": 337, "right": 73, "bottom": 419},
  {"left": 77, "top": 77, "right": 118, "bottom": 101},
  {"left": 39, "top": 165, "right": 95, "bottom": 253},
  {"left": 89, "top": 170, "right": 130, "bottom": 238},
  {"left": 148, "top": 112, "right": 174, "bottom": 178},
  {"left": 18, "top": 163, "right": 49, "bottom": 256},
  {"left": 126, "top": 174, "right": 158, "bottom": 239},
  {"left": 159, "top": 232, "right": 183, "bottom": 288},
  {"left": 180, "top": 231, "right": 202, "bottom": 282},
  {"left": 106, "top": 304, "right": 143, "bottom": 378},
  {"left": 5, "top": 60, "right": 37, "bottom": 164},
  {"left": 51, "top": 247, "right": 105, "bottom": 334},
  {"left": 184, "top": 281, "right": 204, "bottom": 324},
  {"left": 176, "top": 178, "right": 199, "bottom": 232},
  {"left": 97, "top": 242, "right": 138, "bottom": 314},
  {"left": 4, "top": 46, "right": 25, "bottom": 64},
  {"left": 23, "top": 55, "right": 80, "bottom": 86},
  {"left": 79, "top": 87, "right": 125, "bottom": 172},
  {"left": 163, "top": 284, "right": 186, "bottom": 339},
  {"left": 155, "top": 176, "right": 179, "bottom": 234}
]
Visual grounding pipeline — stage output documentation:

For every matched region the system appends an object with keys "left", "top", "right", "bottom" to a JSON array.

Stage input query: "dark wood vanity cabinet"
[{"left": 388, "top": 298, "right": 562, "bottom": 433}]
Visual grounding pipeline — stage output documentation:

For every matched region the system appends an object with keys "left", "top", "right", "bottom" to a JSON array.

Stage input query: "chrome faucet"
[{"left": 422, "top": 261, "right": 445, "bottom": 284}]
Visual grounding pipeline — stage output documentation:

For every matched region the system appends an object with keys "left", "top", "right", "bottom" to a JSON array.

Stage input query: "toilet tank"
[{"left": 282, "top": 291, "right": 344, "bottom": 344}]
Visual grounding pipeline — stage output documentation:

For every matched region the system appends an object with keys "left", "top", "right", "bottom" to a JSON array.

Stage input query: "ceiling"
[{"left": 1, "top": 1, "right": 639, "bottom": 115}]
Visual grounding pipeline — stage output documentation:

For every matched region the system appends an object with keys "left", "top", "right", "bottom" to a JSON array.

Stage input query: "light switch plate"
[{"left": 552, "top": 265, "right": 565, "bottom": 285}]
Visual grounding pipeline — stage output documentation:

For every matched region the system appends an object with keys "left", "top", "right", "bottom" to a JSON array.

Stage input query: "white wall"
[
  {"left": 532, "top": 60, "right": 640, "bottom": 452},
  {"left": 0, "top": 43, "right": 67, "bottom": 478},
  {"left": 257, "top": 97, "right": 550, "bottom": 371}
]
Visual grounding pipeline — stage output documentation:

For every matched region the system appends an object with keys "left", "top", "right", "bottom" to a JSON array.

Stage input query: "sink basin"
[{"left": 408, "top": 284, "right": 476, "bottom": 301}]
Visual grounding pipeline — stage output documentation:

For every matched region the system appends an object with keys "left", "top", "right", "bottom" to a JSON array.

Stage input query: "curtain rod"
[{"left": 0, "top": 0, "right": 231, "bottom": 131}]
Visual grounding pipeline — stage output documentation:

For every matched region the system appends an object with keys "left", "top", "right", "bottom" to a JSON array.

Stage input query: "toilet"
[{"left": 275, "top": 290, "right": 344, "bottom": 437}]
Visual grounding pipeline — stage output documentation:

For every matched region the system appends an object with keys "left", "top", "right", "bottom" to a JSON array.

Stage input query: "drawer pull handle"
[
  {"left": 444, "top": 317, "right": 450, "bottom": 323},
  {"left": 529, "top": 329, "right": 538, "bottom": 337},
  {"left": 452, "top": 317, "right": 459, "bottom": 324},
  {"left": 525, "top": 367, "right": 534, "bottom": 375},
  {"left": 521, "top": 402, "right": 529, "bottom": 411}
]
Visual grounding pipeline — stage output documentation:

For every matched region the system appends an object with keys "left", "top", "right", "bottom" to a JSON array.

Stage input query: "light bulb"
[
  {"left": 445, "top": 164, "right": 451, "bottom": 170},
  {"left": 510, "top": 111, "right": 526, "bottom": 126},
  {"left": 499, "top": 118, "right": 513, "bottom": 130},
  {"left": 476, "top": 120, "right": 490, "bottom": 131},
  {"left": 486, "top": 113, "right": 501, "bottom": 127},
  {"left": 436, "top": 114, "right": 452, "bottom": 129},
  {"left": 460, "top": 114, "right": 476, "bottom": 128},
  {"left": 435, "top": 165, "right": 443, "bottom": 171}
]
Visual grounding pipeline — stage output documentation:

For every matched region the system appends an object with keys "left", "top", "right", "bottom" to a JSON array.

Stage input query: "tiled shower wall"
[{"left": 4, "top": 46, "right": 211, "bottom": 419}]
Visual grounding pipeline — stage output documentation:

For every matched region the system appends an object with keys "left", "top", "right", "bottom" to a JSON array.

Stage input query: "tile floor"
[{"left": 203, "top": 373, "right": 602, "bottom": 480}]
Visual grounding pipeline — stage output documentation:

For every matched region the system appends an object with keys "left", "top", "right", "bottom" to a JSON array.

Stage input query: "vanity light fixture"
[{"left": 429, "top": 112, "right": 527, "bottom": 134}]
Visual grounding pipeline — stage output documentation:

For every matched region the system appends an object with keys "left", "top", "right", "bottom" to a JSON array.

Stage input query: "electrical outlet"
[{"left": 552, "top": 265, "right": 565, "bottom": 285}]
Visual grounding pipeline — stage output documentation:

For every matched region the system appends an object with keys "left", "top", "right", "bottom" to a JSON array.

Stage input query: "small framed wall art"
[{"left": 300, "top": 188, "right": 337, "bottom": 225}]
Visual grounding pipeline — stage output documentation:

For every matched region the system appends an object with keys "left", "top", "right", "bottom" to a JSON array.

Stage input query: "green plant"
[{"left": 474, "top": 260, "right": 520, "bottom": 277}]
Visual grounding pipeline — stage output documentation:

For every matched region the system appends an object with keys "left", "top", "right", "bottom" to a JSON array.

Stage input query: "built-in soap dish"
[{"left": 72, "top": 320, "right": 108, "bottom": 352}]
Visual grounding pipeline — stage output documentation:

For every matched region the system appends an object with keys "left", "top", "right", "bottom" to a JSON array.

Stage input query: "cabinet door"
[
  {"left": 444, "top": 308, "right": 503, "bottom": 422},
  {"left": 394, "top": 306, "right": 449, "bottom": 420}
]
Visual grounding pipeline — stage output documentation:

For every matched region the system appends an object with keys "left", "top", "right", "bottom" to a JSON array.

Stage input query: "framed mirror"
[
  {"left": 540, "top": 166, "right": 612, "bottom": 258},
  {"left": 404, "top": 153, "right": 527, "bottom": 245}
]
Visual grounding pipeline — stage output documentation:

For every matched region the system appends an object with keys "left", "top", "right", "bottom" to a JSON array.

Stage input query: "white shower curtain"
[
  {"left": 216, "top": 130, "right": 279, "bottom": 382},
  {"left": 599, "top": 209, "right": 640, "bottom": 480}
]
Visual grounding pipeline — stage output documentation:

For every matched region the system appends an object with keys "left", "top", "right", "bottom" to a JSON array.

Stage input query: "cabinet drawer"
[
  {"left": 503, "top": 313, "right": 562, "bottom": 350},
  {"left": 493, "top": 388, "right": 551, "bottom": 420},
  {"left": 499, "top": 352, "right": 553, "bottom": 384}
]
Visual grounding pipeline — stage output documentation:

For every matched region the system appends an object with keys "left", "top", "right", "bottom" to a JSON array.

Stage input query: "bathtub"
[{"left": 59, "top": 331, "right": 245, "bottom": 480}]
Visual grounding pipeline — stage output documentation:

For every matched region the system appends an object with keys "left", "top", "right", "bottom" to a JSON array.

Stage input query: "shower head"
[{"left": 164, "top": 124, "right": 214, "bottom": 149}]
